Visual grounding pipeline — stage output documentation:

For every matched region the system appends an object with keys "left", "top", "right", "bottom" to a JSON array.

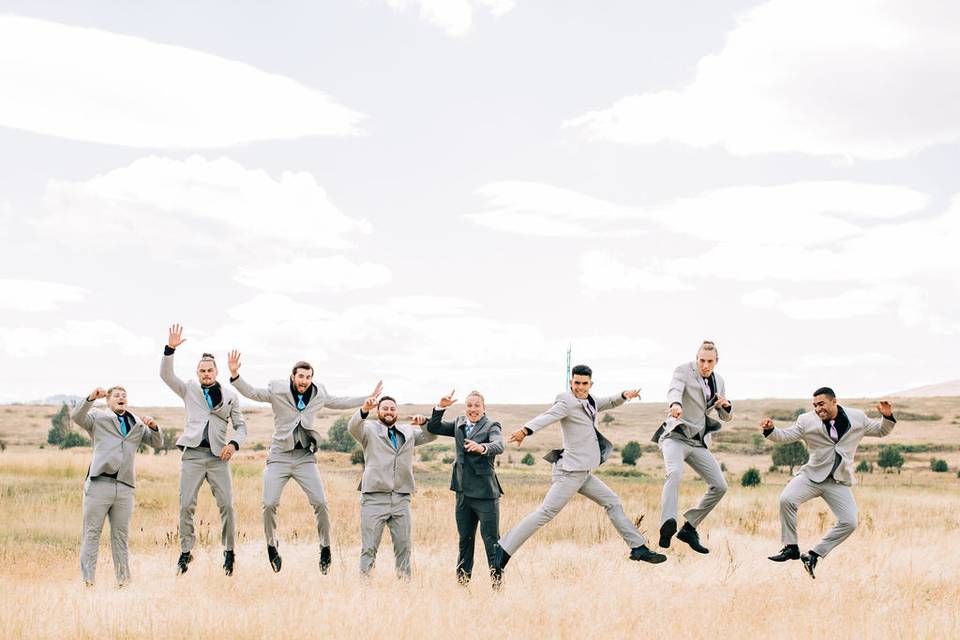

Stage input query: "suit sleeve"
[
  {"left": 71, "top": 399, "right": 96, "bottom": 433},
  {"left": 426, "top": 408, "right": 456, "bottom": 437},
  {"left": 140, "top": 421, "right": 163, "bottom": 449},
  {"left": 317, "top": 384, "right": 367, "bottom": 410},
  {"left": 524, "top": 398, "right": 571, "bottom": 433},
  {"left": 667, "top": 365, "right": 685, "bottom": 407},
  {"left": 159, "top": 351, "right": 187, "bottom": 398},
  {"left": 717, "top": 379, "right": 733, "bottom": 421},
  {"left": 864, "top": 414, "right": 896, "bottom": 438},
  {"left": 764, "top": 420, "right": 805, "bottom": 444},
  {"left": 348, "top": 409, "right": 368, "bottom": 447},
  {"left": 596, "top": 394, "right": 626, "bottom": 412},
  {"left": 230, "top": 376, "right": 273, "bottom": 403},
  {"left": 413, "top": 426, "right": 438, "bottom": 446},
  {"left": 229, "top": 400, "right": 248, "bottom": 449},
  {"left": 481, "top": 422, "right": 504, "bottom": 457}
]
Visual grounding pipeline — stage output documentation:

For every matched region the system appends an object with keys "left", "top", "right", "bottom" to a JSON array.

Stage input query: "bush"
[
  {"left": 350, "top": 448, "right": 364, "bottom": 465},
  {"left": 420, "top": 449, "right": 436, "bottom": 462},
  {"left": 740, "top": 467, "right": 762, "bottom": 487},
  {"left": 47, "top": 404, "right": 72, "bottom": 446},
  {"left": 601, "top": 414, "right": 615, "bottom": 424},
  {"left": 521, "top": 453, "right": 535, "bottom": 466},
  {"left": 720, "top": 462, "right": 728, "bottom": 472},
  {"left": 751, "top": 434, "right": 767, "bottom": 454},
  {"left": 856, "top": 459, "right": 873, "bottom": 473},
  {"left": 768, "top": 464, "right": 778, "bottom": 473},
  {"left": 877, "top": 445, "right": 905, "bottom": 472},
  {"left": 442, "top": 455, "right": 455, "bottom": 464},
  {"left": 931, "top": 458, "right": 949, "bottom": 472},
  {"left": 319, "top": 416, "right": 355, "bottom": 452},
  {"left": 621, "top": 441, "right": 643, "bottom": 466},
  {"left": 60, "top": 431, "right": 90, "bottom": 449},
  {"left": 253, "top": 442, "right": 266, "bottom": 451},
  {"left": 154, "top": 428, "right": 179, "bottom": 455},
  {"left": 771, "top": 441, "right": 809, "bottom": 475}
]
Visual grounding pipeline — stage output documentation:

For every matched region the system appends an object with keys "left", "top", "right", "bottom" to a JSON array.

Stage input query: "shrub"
[
  {"left": 442, "top": 455, "right": 455, "bottom": 464},
  {"left": 601, "top": 414, "right": 615, "bottom": 424},
  {"left": 768, "top": 464, "right": 778, "bottom": 473},
  {"left": 751, "top": 434, "right": 767, "bottom": 454},
  {"left": 771, "top": 441, "right": 809, "bottom": 475},
  {"left": 621, "top": 441, "right": 643, "bottom": 466},
  {"left": 856, "top": 460, "right": 873, "bottom": 473},
  {"left": 521, "top": 453, "right": 535, "bottom": 466},
  {"left": 740, "top": 467, "right": 762, "bottom": 487},
  {"left": 60, "top": 431, "right": 90, "bottom": 449},
  {"left": 931, "top": 458, "right": 949, "bottom": 472},
  {"left": 720, "top": 462, "right": 728, "bottom": 472},
  {"left": 877, "top": 445, "right": 905, "bottom": 472},
  {"left": 47, "top": 404, "right": 72, "bottom": 446},
  {"left": 253, "top": 442, "right": 266, "bottom": 451},
  {"left": 154, "top": 428, "right": 178, "bottom": 455},
  {"left": 319, "top": 416, "right": 355, "bottom": 453},
  {"left": 350, "top": 448, "right": 364, "bottom": 465},
  {"left": 420, "top": 448, "right": 436, "bottom": 462}
]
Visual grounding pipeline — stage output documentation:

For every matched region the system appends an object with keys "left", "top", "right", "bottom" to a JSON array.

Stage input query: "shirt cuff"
[
  {"left": 884, "top": 414, "right": 897, "bottom": 423},
  {"left": 230, "top": 375, "right": 240, "bottom": 382},
  {"left": 523, "top": 427, "right": 533, "bottom": 436},
  {"left": 164, "top": 346, "right": 176, "bottom": 356},
  {"left": 229, "top": 440, "right": 240, "bottom": 451},
  {"left": 762, "top": 428, "right": 774, "bottom": 438},
  {"left": 669, "top": 402, "right": 682, "bottom": 408},
  {"left": 360, "top": 410, "right": 369, "bottom": 419}
]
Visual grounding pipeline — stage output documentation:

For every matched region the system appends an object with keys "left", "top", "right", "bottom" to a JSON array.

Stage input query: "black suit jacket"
[{"left": 427, "top": 408, "right": 504, "bottom": 499}]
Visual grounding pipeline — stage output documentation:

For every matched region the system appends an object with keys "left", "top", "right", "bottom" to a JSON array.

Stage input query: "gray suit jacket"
[
  {"left": 524, "top": 392, "right": 624, "bottom": 472},
  {"left": 427, "top": 408, "right": 504, "bottom": 499},
  {"left": 348, "top": 409, "right": 437, "bottom": 494},
  {"left": 160, "top": 352, "right": 247, "bottom": 455},
  {"left": 765, "top": 406, "right": 896, "bottom": 485},
  {"left": 71, "top": 399, "right": 162, "bottom": 488},
  {"left": 652, "top": 362, "right": 732, "bottom": 448},
  {"left": 232, "top": 376, "right": 365, "bottom": 460}
]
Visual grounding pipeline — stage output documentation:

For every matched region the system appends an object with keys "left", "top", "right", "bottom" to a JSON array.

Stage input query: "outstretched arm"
[
  {"left": 227, "top": 350, "right": 272, "bottom": 402},
  {"left": 759, "top": 417, "right": 805, "bottom": 444},
  {"left": 426, "top": 390, "right": 458, "bottom": 437},
  {"left": 71, "top": 389, "right": 104, "bottom": 433},
  {"left": 865, "top": 400, "right": 897, "bottom": 437},
  {"left": 348, "top": 393, "right": 380, "bottom": 448},
  {"left": 320, "top": 380, "right": 382, "bottom": 410},
  {"left": 508, "top": 398, "right": 570, "bottom": 447},
  {"left": 159, "top": 325, "right": 187, "bottom": 397}
]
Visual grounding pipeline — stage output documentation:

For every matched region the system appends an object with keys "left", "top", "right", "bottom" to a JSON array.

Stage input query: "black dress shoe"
[
  {"left": 767, "top": 545, "right": 800, "bottom": 562},
  {"left": 675, "top": 522, "right": 709, "bottom": 554},
  {"left": 800, "top": 552, "right": 818, "bottom": 579},
  {"left": 176, "top": 552, "right": 193, "bottom": 575},
  {"left": 492, "top": 544, "right": 511, "bottom": 572},
  {"left": 630, "top": 545, "right": 667, "bottom": 564},
  {"left": 456, "top": 568, "right": 471, "bottom": 586},
  {"left": 319, "top": 546, "right": 332, "bottom": 575},
  {"left": 267, "top": 545, "right": 282, "bottom": 573},
  {"left": 658, "top": 518, "right": 677, "bottom": 549},
  {"left": 223, "top": 550, "right": 235, "bottom": 576}
]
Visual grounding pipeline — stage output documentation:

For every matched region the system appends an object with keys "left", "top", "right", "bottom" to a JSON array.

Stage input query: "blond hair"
[
  {"left": 465, "top": 390, "right": 485, "bottom": 405},
  {"left": 698, "top": 340, "right": 718, "bottom": 357},
  {"left": 106, "top": 386, "right": 127, "bottom": 398}
]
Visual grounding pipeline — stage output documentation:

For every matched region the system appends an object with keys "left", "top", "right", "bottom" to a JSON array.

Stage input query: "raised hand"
[
  {"left": 669, "top": 404, "right": 683, "bottom": 420},
  {"left": 438, "top": 389, "right": 457, "bottom": 409},
  {"left": 168, "top": 324, "right": 186, "bottom": 349},
  {"left": 227, "top": 350, "right": 242, "bottom": 377},
  {"left": 361, "top": 394, "right": 379, "bottom": 414},
  {"left": 142, "top": 416, "right": 159, "bottom": 430},
  {"left": 876, "top": 400, "right": 894, "bottom": 418},
  {"left": 87, "top": 387, "right": 107, "bottom": 401},
  {"left": 622, "top": 388, "right": 642, "bottom": 401},
  {"left": 464, "top": 439, "right": 487, "bottom": 454},
  {"left": 715, "top": 393, "right": 731, "bottom": 409},
  {"left": 370, "top": 380, "right": 383, "bottom": 399},
  {"left": 759, "top": 417, "right": 775, "bottom": 430},
  {"left": 410, "top": 415, "right": 427, "bottom": 426},
  {"left": 508, "top": 428, "right": 527, "bottom": 447}
]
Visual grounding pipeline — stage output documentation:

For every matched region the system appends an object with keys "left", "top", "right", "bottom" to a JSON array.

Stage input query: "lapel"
[
  {"left": 379, "top": 422, "right": 409, "bottom": 452},
  {"left": 581, "top": 396, "right": 597, "bottom": 426},
  {"left": 687, "top": 363, "right": 707, "bottom": 410},
  {"left": 462, "top": 416, "right": 489, "bottom": 440}
]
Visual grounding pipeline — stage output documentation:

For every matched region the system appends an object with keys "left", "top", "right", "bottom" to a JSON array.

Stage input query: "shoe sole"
[
  {"left": 658, "top": 520, "right": 677, "bottom": 549},
  {"left": 676, "top": 534, "right": 709, "bottom": 554},
  {"left": 767, "top": 556, "right": 799, "bottom": 562},
  {"left": 801, "top": 557, "right": 816, "bottom": 579}
]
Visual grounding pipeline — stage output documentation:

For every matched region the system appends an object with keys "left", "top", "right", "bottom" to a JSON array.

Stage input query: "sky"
[{"left": 1, "top": 0, "right": 958, "bottom": 406}]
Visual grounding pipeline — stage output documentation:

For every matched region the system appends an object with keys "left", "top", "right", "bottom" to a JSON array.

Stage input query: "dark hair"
[
  {"left": 571, "top": 364, "right": 593, "bottom": 378},
  {"left": 199, "top": 353, "right": 216, "bottom": 365},
  {"left": 291, "top": 361, "right": 313, "bottom": 376},
  {"left": 378, "top": 395, "right": 397, "bottom": 407},
  {"left": 813, "top": 387, "right": 836, "bottom": 399}
]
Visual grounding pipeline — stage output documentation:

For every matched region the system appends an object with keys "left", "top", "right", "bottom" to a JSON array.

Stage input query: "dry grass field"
[{"left": 1, "top": 397, "right": 959, "bottom": 639}]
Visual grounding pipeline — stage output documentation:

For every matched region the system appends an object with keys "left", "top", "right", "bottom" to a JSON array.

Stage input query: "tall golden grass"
[{"left": 1, "top": 448, "right": 958, "bottom": 639}]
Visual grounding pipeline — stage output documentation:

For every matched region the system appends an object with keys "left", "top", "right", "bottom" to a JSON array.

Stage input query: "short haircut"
[
  {"left": 698, "top": 340, "right": 718, "bottom": 357},
  {"left": 813, "top": 387, "right": 836, "bottom": 399},
  {"left": 106, "top": 386, "right": 126, "bottom": 397},
  {"left": 571, "top": 364, "right": 593, "bottom": 378},
  {"left": 291, "top": 361, "right": 313, "bottom": 376},
  {"left": 466, "top": 390, "right": 485, "bottom": 404},
  {"left": 378, "top": 395, "right": 397, "bottom": 408}
]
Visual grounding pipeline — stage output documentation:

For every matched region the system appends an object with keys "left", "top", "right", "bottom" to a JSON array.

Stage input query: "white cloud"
[
  {"left": 580, "top": 251, "right": 690, "bottom": 293},
  {"left": 0, "top": 15, "right": 363, "bottom": 148},
  {"left": 0, "top": 279, "right": 87, "bottom": 311},
  {"left": 741, "top": 288, "right": 781, "bottom": 309},
  {"left": 564, "top": 0, "right": 960, "bottom": 159},
  {"left": 385, "top": 0, "right": 514, "bottom": 37},
  {"left": 235, "top": 256, "right": 392, "bottom": 293},
  {"left": 0, "top": 320, "right": 152, "bottom": 357}
]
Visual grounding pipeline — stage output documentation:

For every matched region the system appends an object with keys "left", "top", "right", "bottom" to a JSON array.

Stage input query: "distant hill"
[
  {"left": 25, "top": 394, "right": 83, "bottom": 406},
  {"left": 891, "top": 380, "right": 960, "bottom": 398}
]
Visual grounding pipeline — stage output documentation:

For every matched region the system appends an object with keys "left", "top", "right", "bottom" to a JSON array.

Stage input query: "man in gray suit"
[
  {"left": 72, "top": 386, "right": 162, "bottom": 587},
  {"left": 160, "top": 324, "right": 247, "bottom": 576},
  {"left": 762, "top": 387, "right": 896, "bottom": 579},
  {"left": 349, "top": 393, "right": 435, "bottom": 580},
  {"left": 228, "top": 350, "right": 380, "bottom": 574},
  {"left": 652, "top": 340, "right": 732, "bottom": 554},
  {"left": 427, "top": 389, "right": 504, "bottom": 587},
  {"left": 493, "top": 364, "right": 666, "bottom": 577}
]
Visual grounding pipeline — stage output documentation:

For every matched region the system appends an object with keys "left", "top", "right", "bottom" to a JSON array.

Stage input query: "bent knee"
[
  {"left": 712, "top": 481, "right": 728, "bottom": 495},
  {"left": 779, "top": 495, "right": 798, "bottom": 511}
]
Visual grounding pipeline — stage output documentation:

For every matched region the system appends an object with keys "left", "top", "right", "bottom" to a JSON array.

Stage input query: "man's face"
[
  {"left": 197, "top": 360, "right": 218, "bottom": 386},
  {"left": 812, "top": 394, "right": 839, "bottom": 420},
  {"left": 108, "top": 389, "right": 127, "bottom": 414},
  {"left": 291, "top": 367, "right": 313, "bottom": 394},
  {"left": 465, "top": 395, "right": 485, "bottom": 423},
  {"left": 378, "top": 400, "right": 398, "bottom": 426},
  {"left": 697, "top": 350, "right": 718, "bottom": 378},
  {"left": 570, "top": 374, "right": 593, "bottom": 400}
]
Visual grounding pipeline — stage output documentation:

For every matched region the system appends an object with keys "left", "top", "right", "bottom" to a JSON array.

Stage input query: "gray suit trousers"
[
  {"left": 499, "top": 466, "right": 646, "bottom": 555},
  {"left": 179, "top": 447, "right": 236, "bottom": 552},
  {"left": 659, "top": 436, "right": 728, "bottom": 527},
  {"left": 80, "top": 477, "right": 133, "bottom": 585},
  {"left": 359, "top": 491, "right": 412, "bottom": 579},
  {"left": 779, "top": 473, "right": 858, "bottom": 557},
  {"left": 263, "top": 449, "right": 331, "bottom": 549}
]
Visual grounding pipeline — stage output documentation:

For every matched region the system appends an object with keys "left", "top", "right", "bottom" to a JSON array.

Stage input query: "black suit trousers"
[{"left": 455, "top": 492, "right": 500, "bottom": 580}]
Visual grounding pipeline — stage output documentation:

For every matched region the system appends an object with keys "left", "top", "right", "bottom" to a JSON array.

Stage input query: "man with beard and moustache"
[
  {"left": 762, "top": 388, "right": 896, "bottom": 579},
  {"left": 652, "top": 340, "right": 732, "bottom": 554},
  {"left": 229, "top": 350, "right": 382, "bottom": 574},
  {"left": 72, "top": 386, "right": 162, "bottom": 587},
  {"left": 426, "top": 389, "right": 504, "bottom": 587},
  {"left": 161, "top": 324, "right": 247, "bottom": 577},
  {"left": 348, "top": 393, "right": 435, "bottom": 580}
]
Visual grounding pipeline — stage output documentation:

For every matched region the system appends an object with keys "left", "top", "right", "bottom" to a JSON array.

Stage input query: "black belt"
[{"left": 94, "top": 471, "right": 118, "bottom": 479}]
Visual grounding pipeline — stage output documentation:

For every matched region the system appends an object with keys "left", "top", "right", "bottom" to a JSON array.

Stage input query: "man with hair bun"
[
  {"left": 161, "top": 324, "right": 247, "bottom": 576},
  {"left": 653, "top": 340, "right": 733, "bottom": 555}
]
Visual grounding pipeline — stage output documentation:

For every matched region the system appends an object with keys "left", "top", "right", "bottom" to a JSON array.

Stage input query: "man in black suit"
[{"left": 427, "top": 389, "right": 505, "bottom": 587}]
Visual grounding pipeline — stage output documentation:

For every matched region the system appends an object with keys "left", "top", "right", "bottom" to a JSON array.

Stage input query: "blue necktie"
[
  {"left": 118, "top": 415, "right": 128, "bottom": 436},
  {"left": 297, "top": 394, "right": 306, "bottom": 411},
  {"left": 465, "top": 423, "right": 474, "bottom": 438},
  {"left": 203, "top": 388, "right": 214, "bottom": 409},
  {"left": 388, "top": 428, "right": 398, "bottom": 450}
]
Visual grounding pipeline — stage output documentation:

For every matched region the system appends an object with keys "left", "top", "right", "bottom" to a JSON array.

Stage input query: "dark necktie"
[
  {"left": 388, "top": 428, "right": 398, "bottom": 450},
  {"left": 297, "top": 394, "right": 306, "bottom": 411},
  {"left": 203, "top": 387, "right": 214, "bottom": 409}
]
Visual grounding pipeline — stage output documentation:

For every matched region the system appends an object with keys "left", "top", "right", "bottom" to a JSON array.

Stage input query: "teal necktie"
[
  {"left": 203, "top": 387, "right": 214, "bottom": 409},
  {"left": 388, "top": 428, "right": 398, "bottom": 450},
  {"left": 297, "top": 394, "right": 306, "bottom": 410},
  {"left": 118, "top": 415, "right": 128, "bottom": 436}
]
